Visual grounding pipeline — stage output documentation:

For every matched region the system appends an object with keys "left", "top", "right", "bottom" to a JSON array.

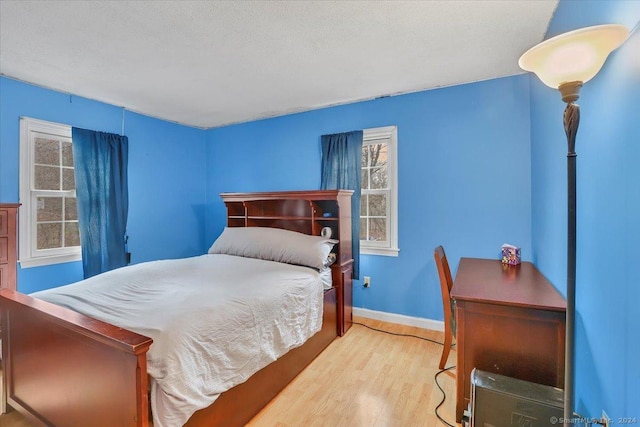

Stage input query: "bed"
[{"left": 0, "top": 190, "right": 354, "bottom": 427}]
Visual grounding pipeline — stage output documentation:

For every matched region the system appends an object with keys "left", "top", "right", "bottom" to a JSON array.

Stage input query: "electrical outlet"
[
  {"left": 601, "top": 410, "right": 610, "bottom": 427},
  {"left": 363, "top": 276, "right": 371, "bottom": 288}
]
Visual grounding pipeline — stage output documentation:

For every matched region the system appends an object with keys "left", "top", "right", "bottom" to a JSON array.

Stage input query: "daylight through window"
[
  {"left": 360, "top": 126, "right": 398, "bottom": 256},
  {"left": 20, "top": 117, "right": 81, "bottom": 267}
]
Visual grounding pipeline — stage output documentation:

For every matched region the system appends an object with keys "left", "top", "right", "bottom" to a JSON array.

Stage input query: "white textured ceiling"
[{"left": 0, "top": 1, "right": 557, "bottom": 129}]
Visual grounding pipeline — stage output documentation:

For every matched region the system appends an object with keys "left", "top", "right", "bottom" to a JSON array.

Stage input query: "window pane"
[
  {"left": 378, "top": 144, "right": 388, "bottom": 167},
  {"left": 62, "top": 168, "right": 75, "bottom": 190},
  {"left": 368, "top": 143, "right": 387, "bottom": 168},
  {"left": 370, "top": 166, "right": 388, "bottom": 189},
  {"left": 61, "top": 141, "right": 74, "bottom": 167},
  {"left": 362, "top": 147, "right": 369, "bottom": 168},
  {"left": 37, "top": 197, "right": 63, "bottom": 221},
  {"left": 34, "top": 138, "right": 59, "bottom": 166},
  {"left": 361, "top": 168, "right": 369, "bottom": 190},
  {"left": 359, "top": 218, "right": 367, "bottom": 240},
  {"left": 64, "top": 197, "right": 78, "bottom": 220},
  {"left": 360, "top": 194, "right": 368, "bottom": 216},
  {"left": 369, "top": 218, "right": 387, "bottom": 242},
  {"left": 37, "top": 223, "right": 62, "bottom": 249},
  {"left": 369, "top": 194, "right": 387, "bottom": 216},
  {"left": 34, "top": 165, "right": 60, "bottom": 190},
  {"left": 64, "top": 221, "right": 80, "bottom": 247}
]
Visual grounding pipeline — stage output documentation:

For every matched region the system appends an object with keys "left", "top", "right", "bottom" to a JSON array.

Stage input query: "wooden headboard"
[
  {"left": 219, "top": 190, "right": 355, "bottom": 335},
  {"left": 220, "top": 190, "right": 353, "bottom": 267}
]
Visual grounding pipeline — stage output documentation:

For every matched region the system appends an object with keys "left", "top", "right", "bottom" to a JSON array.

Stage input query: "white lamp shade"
[{"left": 519, "top": 24, "right": 629, "bottom": 88}]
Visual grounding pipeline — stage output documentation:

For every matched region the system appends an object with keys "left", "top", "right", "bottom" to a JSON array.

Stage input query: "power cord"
[
  {"left": 353, "top": 321, "right": 450, "bottom": 346},
  {"left": 435, "top": 365, "right": 456, "bottom": 427},
  {"left": 352, "top": 322, "right": 457, "bottom": 426}
]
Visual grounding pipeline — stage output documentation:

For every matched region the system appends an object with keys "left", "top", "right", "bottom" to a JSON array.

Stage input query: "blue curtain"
[
  {"left": 72, "top": 127, "right": 129, "bottom": 279},
  {"left": 320, "top": 130, "right": 363, "bottom": 280}
]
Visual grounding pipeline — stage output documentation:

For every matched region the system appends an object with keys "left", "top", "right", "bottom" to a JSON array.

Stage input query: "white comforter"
[{"left": 32, "top": 254, "right": 324, "bottom": 427}]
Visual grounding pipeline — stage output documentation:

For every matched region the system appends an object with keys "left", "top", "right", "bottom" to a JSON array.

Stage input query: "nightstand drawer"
[
  {"left": 0, "top": 236, "right": 8, "bottom": 263},
  {"left": 0, "top": 209, "right": 7, "bottom": 235},
  {"left": 0, "top": 263, "right": 7, "bottom": 288}
]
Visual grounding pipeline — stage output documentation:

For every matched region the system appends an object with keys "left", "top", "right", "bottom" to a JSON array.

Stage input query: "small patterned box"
[{"left": 501, "top": 244, "right": 521, "bottom": 265}]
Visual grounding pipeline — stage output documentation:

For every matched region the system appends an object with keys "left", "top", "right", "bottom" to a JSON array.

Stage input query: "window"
[
  {"left": 19, "top": 117, "right": 81, "bottom": 267},
  {"left": 360, "top": 126, "right": 398, "bottom": 256}
]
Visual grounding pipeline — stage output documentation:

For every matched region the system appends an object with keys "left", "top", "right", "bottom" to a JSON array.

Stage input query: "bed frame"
[{"left": 1, "top": 190, "right": 354, "bottom": 427}]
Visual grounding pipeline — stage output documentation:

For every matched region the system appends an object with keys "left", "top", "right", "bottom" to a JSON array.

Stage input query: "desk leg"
[{"left": 455, "top": 305, "right": 465, "bottom": 423}]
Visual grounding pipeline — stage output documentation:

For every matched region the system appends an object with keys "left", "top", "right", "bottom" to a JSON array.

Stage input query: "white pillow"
[{"left": 208, "top": 227, "right": 338, "bottom": 270}]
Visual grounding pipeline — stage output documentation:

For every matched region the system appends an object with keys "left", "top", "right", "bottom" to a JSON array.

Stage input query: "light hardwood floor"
[{"left": 1, "top": 317, "right": 459, "bottom": 426}]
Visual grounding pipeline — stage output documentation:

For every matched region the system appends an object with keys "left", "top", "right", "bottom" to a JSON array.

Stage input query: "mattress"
[{"left": 32, "top": 253, "right": 324, "bottom": 427}]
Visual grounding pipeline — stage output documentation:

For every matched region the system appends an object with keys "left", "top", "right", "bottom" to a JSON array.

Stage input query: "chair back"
[
  {"left": 434, "top": 245, "right": 456, "bottom": 369},
  {"left": 434, "top": 245, "right": 455, "bottom": 332}
]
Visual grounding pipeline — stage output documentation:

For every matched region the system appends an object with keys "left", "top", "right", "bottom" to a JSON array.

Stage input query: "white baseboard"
[{"left": 352, "top": 307, "right": 444, "bottom": 332}]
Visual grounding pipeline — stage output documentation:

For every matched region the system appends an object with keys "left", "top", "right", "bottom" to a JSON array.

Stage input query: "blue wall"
[
  {"left": 206, "top": 75, "right": 533, "bottom": 321},
  {"left": 529, "top": 0, "right": 640, "bottom": 419},
  {"left": 0, "top": 77, "right": 208, "bottom": 293}
]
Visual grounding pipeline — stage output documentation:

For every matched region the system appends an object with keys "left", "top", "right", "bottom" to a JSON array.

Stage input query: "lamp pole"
[
  {"left": 519, "top": 24, "right": 629, "bottom": 426},
  {"left": 559, "top": 81, "right": 581, "bottom": 424}
]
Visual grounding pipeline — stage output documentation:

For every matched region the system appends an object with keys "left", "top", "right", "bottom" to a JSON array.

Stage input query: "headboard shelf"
[
  {"left": 221, "top": 190, "right": 350, "bottom": 250},
  {"left": 234, "top": 215, "right": 340, "bottom": 221}
]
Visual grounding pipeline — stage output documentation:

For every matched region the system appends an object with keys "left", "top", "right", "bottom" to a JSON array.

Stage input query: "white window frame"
[
  {"left": 360, "top": 125, "right": 399, "bottom": 257},
  {"left": 19, "top": 117, "right": 81, "bottom": 268}
]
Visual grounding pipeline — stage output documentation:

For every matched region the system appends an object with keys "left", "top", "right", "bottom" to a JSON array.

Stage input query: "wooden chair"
[{"left": 434, "top": 245, "right": 456, "bottom": 369}]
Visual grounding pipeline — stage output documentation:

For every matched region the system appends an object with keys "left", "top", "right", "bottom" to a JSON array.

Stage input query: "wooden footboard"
[
  {"left": 1, "top": 287, "right": 338, "bottom": 427},
  {"left": 0, "top": 288, "right": 153, "bottom": 427}
]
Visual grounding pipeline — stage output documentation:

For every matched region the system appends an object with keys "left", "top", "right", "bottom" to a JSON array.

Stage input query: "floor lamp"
[{"left": 518, "top": 24, "right": 629, "bottom": 423}]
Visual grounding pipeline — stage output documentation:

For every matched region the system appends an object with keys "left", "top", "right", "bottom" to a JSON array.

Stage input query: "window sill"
[
  {"left": 20, "top": 253, "right": 82, "bottom": 268},
  {"left": 361, "top": 247, "right": 399, "bottom": 257}
]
